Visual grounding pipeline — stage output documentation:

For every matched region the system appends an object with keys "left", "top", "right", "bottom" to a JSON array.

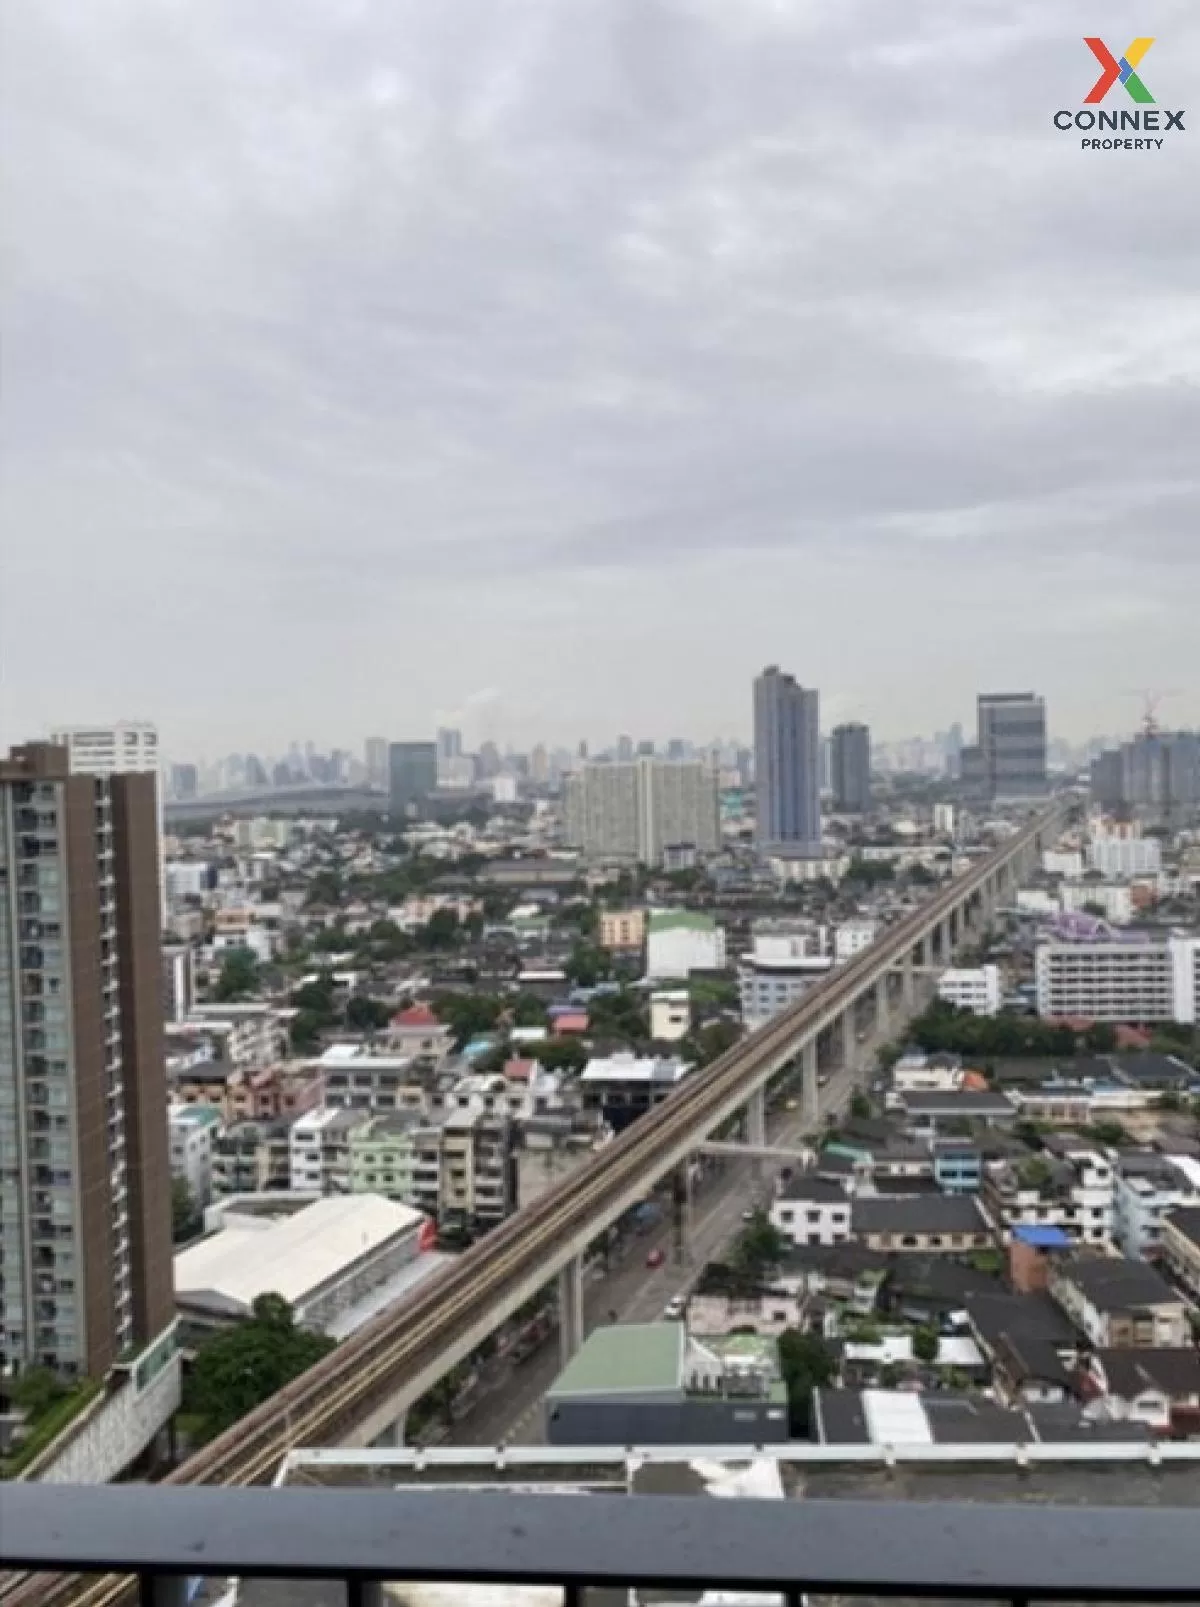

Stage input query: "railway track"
[{"left": 0, "top": 804, "right": 1067, "bottom": 1607}]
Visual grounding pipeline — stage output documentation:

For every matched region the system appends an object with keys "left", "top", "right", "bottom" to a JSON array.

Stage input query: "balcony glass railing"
[{"left": 0, "top": 1481, "right": 1196, "bottom": 1607}]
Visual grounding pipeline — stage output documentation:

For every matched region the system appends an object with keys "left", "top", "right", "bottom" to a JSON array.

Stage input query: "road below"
[{"left": 441, "top": 1051, "right": 869, "bottom": 1448}]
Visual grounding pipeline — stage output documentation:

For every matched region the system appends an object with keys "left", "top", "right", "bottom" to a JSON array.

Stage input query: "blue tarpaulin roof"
[{"left": 1012, "top": 1224, "right": 1071, "bottom": 1249}]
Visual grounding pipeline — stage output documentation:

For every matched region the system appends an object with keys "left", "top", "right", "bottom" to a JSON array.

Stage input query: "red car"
[{"left": 645, "top": 1247, "right": 665, "bottom": 1269}]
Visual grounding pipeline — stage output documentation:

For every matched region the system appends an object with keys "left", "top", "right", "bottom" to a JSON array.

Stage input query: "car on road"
[
  {"left": 663, "top": 1296, "right": 686, "bottom": 1320},
  {"left": 645, "top": 1247, "right": 665, "bottom": 1268}
]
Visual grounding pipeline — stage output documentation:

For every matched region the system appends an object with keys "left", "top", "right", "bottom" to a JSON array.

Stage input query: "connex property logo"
[{"left": 1053, "top": 36, "right": 1186, "bottom": 149}]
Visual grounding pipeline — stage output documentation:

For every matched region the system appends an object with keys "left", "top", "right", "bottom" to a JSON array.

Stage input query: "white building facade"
[
  {"left": 1034, "top": 936, "right": 1199, "bottom": 1024},
  {"left": 936, "top": 964, "right": 1002, "bottom": 1016}
]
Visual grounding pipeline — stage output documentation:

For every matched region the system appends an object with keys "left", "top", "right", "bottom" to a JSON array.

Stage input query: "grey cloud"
[{"left": 1, "top": 0, "right": 1197, "bottom": 750}]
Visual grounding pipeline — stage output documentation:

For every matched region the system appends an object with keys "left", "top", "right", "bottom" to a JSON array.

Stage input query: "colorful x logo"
[{"left": 1083, "top": 37, "right": 1155, "bottom": 103}]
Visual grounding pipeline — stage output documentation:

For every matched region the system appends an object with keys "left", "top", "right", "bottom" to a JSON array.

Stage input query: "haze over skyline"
[{"left": 2, "top": 0, "right": 1197, "bottom": 753}]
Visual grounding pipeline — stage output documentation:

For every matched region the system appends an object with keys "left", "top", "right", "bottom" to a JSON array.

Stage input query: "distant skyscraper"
[
  {"left": 477, "top": 740, "right": 501, "bottom": 779},
  {"left": 437, "top": 727, "right": 463, "bottom": 761},
  {"left": 1, "top": 743, "right": 175, "bottom": 1381},
  {"left": 388, "top": 741, "right": 438, "bottom": 816},
  {"left": 564, "top": 758, "right": 719, "bottom": 867},
  {"left": 529, "top": 744, "right": 550, "bottom": 785},
  {"left": 636, "top": 739, "right": 656, "bottom": 756},
  {"left": 616, "top": 734, "right": 634, "bottom": 762},
  {"left": 976, "top": 693, "right": 1048, "bottom": 800},
  {"left": 831, "top": 723, "right": 871, "bottom": 813},
  {"left": 169, "top": 762, "right": 198, "bottom": 800},
  {"left": 753, "top": 666, "right": 821, "bottom": 857},
  {"left": 944, "top": 722, "right": 964, "bottom": 779},
  {"left": 244, "top": 754, "right": 269, "bottom": 789},
  {"left": 364, "top": 737, "right": 389, "bottom": 790}
]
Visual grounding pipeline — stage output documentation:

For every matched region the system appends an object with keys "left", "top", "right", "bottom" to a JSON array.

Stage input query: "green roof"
[
  {"left": 547, "top": 1322, "right": 683, "bottom": 1397},
  {"left": 647, "top": 909, "right": 715, "bottom": 934}
]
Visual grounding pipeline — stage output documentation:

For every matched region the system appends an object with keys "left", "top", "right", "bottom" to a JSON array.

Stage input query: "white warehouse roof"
[{"left": 174, "top": 1193, "right": 424, "bottom": 1317}]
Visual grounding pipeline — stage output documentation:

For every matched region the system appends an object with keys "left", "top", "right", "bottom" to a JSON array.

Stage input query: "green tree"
[
  {"left": 565, "top": 942, "right": 610, "bottom": 988},
  {"left": 344, "top": 995, "right": 391, "bottom": 1033},
  {"left": 291, "top": 974, "right": 338, "bottom": 1020},
  {"left": 289, "top": 1010, "right": 326, "bottom": 1054},
  {"left": 512, "top": 993, "right": 549, "bottom": 1028},
  {"left": 171, "top": 1176, "right": 200, "bottom": 1244},
  {"left": 1084, "top": 1022, "right": 1118, "bottom": 1053},
  {"left": 681, "top": 1019, "right": 742, "bottom": 1068},
  {"left": 732, "top": 1210, "right": 788, "bottom": 1275},
  {"left": 849, "top": 1089, "right": 872, "bottom": 1121},
  {"left": 183, "top": 1294, "right": 336, "bottom": 1440},
  {"left": 912, "top": 1325, "right": 939, "bottom": 1365},
  {"left": 432, "top": 991, "right": 505, "bottom": 1047},
  {"left": 421, "top": 908, "right": 462, "bottom": 949},
  {"left": 213, "top": 946, "right": 259, "bottom": 1002},
  {"left": 776, "top": 1330, "right": 837, "bottom": 1435},
  {"left": 530, "top": 1038, "right": 589, "bottom": 1073}
]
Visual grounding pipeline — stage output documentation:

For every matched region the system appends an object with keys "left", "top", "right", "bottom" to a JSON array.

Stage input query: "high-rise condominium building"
[
  {"left": 968, "top": 692, "right": 1048, "bottom": 801},
  {"left": 831, "top": 723, "right": 871, "bottom": 814},
  {"left": 52, "top": 720, "right": 165, "bottom": 915},
  {"left": 437, "top": 728, "right": 463, "bottom": 761},
  {"left": 564, "top": 758, "right": 719, "bottom": 867},
  {"left": 1091, "top": 730, "right": 1200, "bottom": 822},
  {"left": 0, "top": 743, "right": 174, "bottom": 1380},
  {"left": 753, "top": 667, "right": 821, "bottom": 857},
  {"left": 388, "top": 742, "right": 438, "bottom": 816}
]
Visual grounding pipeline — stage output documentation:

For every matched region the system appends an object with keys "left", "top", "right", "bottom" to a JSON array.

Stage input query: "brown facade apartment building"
[{"left": 0, "top": 742, "right": 174, "bottom": 1381}]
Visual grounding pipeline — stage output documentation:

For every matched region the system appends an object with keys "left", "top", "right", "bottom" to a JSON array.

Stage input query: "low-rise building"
[
  {"left": 1048, "top": 1254, "right": 1191, "bottom": 1348},
  {"left": 738, "top": 924, "right": 833, "bottom": 1028},
  {"left": 318, "top": 1046, "right": 415, "bottom": 1113},
  {"left": 598, "top": 908, "right": 647, "bottom": 952},
  {"left": 1080, "top": 1348, "right": 1200, "bottom": 1434},
  {"left": 898, "top": 1089, "right": 1017, "bottom": 1138},
  {"left": 850, "top": 1195, "right": 992, "bottom": 1254},
  {"left": 645, "top": 910, "right": 727, "bottom": 979},
  {"left": 210, "top": 1118, "right": 293, "bottom": 1196},
  {"left": 889, "top": 1050, "right": 963, "bottom": 1095},
  {"left": 184, "top": 1002, "right": 289, "bottom": 1068},
  {"left": 770, "top": 1177, "right": 852, "bottom": 1247},
  {"left": 438, "top": 1110, "right": 518, "bottom": 1228},
  {"left": 168, "top": 1104, "right": 220, "bottom": 1209},
  {"left": 1034, "top": 934, "right": 1199, "bottom": 1024},
  {"left": 981, "top": 1143, "right": 1114, "bottom": 1247},
  {"left": 936, "top": 964, "right": 1002, "bottom": 1016},
  {"left": 347, "top": 1114, "right": 422, "bottom": 1201},
  {"left": 174, "top": 1193, "right": 427, "bottom": 1340},
  {"left": 288, "top": 1107, "right": 365, "bottom": 1193},
  {"left": 385, "top": 1004, "right": 454, "bottom": 1062},
  {"left": 649, "top": 989, "right": 691, "bottom": 1042},
  {"left": 1160, "top": 1206, "right": 1200, "bottom": 1301},
  {"left": 579, "top": 1052, "right": 692, "bottom": 1123},
  {"left": 545, "top": 1323, "right": 788, "bottom": 1446},
  {"left": 1113, "top": 1154, "right": 1198, "bottom": 1260},
  {"left": 833, "top": 920, "right": 877, "bottom": 961}
]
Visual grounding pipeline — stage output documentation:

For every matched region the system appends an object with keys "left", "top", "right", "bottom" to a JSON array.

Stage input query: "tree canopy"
[
  {"left": 212, "top": 946, "right": 260, "bottom": 1002},
  {"left": 183, "top": 1294, "right": 335, "bottom": 1441}
]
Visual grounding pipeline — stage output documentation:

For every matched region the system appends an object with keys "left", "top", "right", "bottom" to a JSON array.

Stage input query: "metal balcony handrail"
[{"left": 3, "top": 1482, "right": 1200, "bottom": 1606}]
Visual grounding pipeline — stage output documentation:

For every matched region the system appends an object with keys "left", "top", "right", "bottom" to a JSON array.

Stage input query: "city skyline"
[{"left": 3, "top": 2, "right": 1197, "bottom": 752}]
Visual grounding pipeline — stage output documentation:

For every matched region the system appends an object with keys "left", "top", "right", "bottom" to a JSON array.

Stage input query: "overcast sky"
[{"left": 2, "top": 0, "right": 1197, "bottom": 758}]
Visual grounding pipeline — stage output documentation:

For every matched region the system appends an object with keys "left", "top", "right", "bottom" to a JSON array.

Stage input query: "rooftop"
[
  {"left": 647, "top": 909, "right": 717, "bottom": 934},
  {"left": 547, "top": 1321, "right": 684, "bottom": 1397},
  {"left": 174, "top": 1193, "right": 425, "bottom": 1316},
  {"left": 1056, "top": 1254, "right": 1182, "bottom": 1311},
  {"left": 851, "top": 1195, "right": 989, "bottom": 1237}
]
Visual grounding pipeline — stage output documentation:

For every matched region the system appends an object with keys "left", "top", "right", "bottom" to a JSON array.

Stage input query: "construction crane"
[{"left": 1124, "top": 688, "right": 1180, "bottom": 738}]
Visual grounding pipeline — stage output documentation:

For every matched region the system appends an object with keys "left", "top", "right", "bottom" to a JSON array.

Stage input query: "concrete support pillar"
[
  {"left": 558, "top": 1255, "right": 585, "bottom": 1368},
  {"left": 372, "top": 1411, "right": 408, "bottom": 1449},
  {"left": 746, "top": 1084, "right": 766, "bottom": 1150},
  {"left": 874, "top": 973, "right": 890, "bottom": 1038},
  {"left": 902, "top": 958, "right": 916, "bottom": 1014},
  {"left": 801, "top": 1039, "right": 819, "bottom": 1127},
  {"left": 670, "top": 1162, "right": 693, "bottom": 1266}
]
